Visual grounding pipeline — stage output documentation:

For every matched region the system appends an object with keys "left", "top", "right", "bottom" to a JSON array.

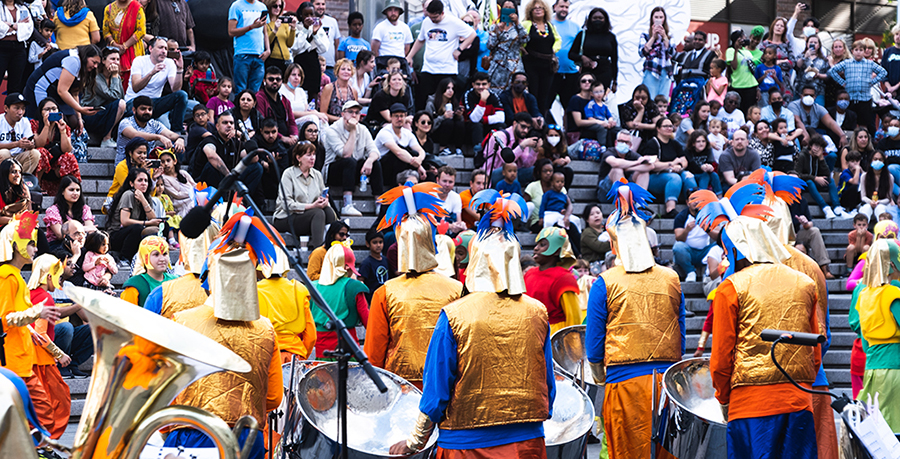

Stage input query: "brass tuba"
[{"left": 40, "top": 286, "right": 258, "bottom": 459}]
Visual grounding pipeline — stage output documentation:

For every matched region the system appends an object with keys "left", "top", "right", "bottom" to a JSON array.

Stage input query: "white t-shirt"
[
  {"left": 375, "top": 125, "right": 418, "bottom": 158},
  {"left": 703, "top": 244, "right": 724, "bottom": 277},
  {"left": 126, "top": 55, "right": 177, "bottom": 100},
  {"left": 319, "top": 14, "right": 340, "bottom": 67},
  {"left": 371, "top": 19, "right": 413, "bottom": 57},
  {"left": 0, "top": 115, "right": 33, "bottom": 155},
  {"left": 714, "top": 109, "right": 745, "bottom": 139},
  {"left": 684, "top": 214, "right": 710, "bottom": 249},
  {"left": 417, "top": 15, "right": 473, "bottom": 75},
  {"left": 441, "top": 190, "right": 462, "bottom": 219}
]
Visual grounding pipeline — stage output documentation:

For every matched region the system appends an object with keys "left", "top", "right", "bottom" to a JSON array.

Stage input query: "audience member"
[
  {"left": 520, "top": 0, "right": 558, "bottom": 115},
  {"left": 116, "top": 95, "right": 184, "bottom": 163},
  {"left": 105, "top": 168, "right": 160, "bottom": 264},
  {"left": 435, "top": 165, "right": 467, "bottom": 234},
  {"left": 464, "top": 72, "right": 505, "bottom": 150},
  {"left": 828, "top": 90, "right": 857, "bottom": 138},
  {"left": 619, "top": 84, "right": 661, "bottom": 142},
  {"left": 187, "top": 51, "right": 218, "bottom": 105},
  {"left": 685, "top": 130, "right": 722, "bottom": 196},
  {"left": 796, "top": 134, "right": 846, "bottom": 219},
  {"left": 0, "top": 94, "right": 41, "bottom": 175},
  {"left": 789, "top": 85, "right": 847, "bottom": 163},
  {"left": 495, "top": 162, "right": 521, "bottom": 195},
  {"left": 839, "top": 150, "right": 863, "bottom": 212},
  {"left": 523, "top": 158, "right": 554, "bottom": 230},
  {"left": 580, "top": 204, "right": 609, "bottom": 263},
  {"left": 484, "top": 0, "right": 526, "bottom": 91},
  {"left": 541, "top": 124, "right": 574, "bottom": 188},
  {"left": 551, "top": 0, "right": 580, "bottom": 107},
  {"left": 754, "top": 46, "right": 784, "bottom": 107},
  {"left": 568, "top": 7, "right": 618, "bottom": 88},
  {"left": 125, "top": 37, "right": 188, "bottom": 134},
  {"left": 539, "top": 171, "right": 576, "bottom": 231},
  {"left": 29, "top": 20, "right": 58, "bottom": 74},
  {"left": 274, "top": 141, "right": 337, "bottom": 250},
  {"left": 54, "top": 0, "right": 100, "bottom": 49},
  {"left": 858, "top": 150, "right": 896, "bottom": 223},
  {"left": 233, "top": 89, "right": 261, "bottom": 139},
  {"left": 673, "top": 198, "right": 716, "bottom": 282},
  {"left": 483, "top": 112, "right": 539, "bottom": 187},
  {"left": 82, "top": 47, "right": 126, "bottom": 147},
  {"left": 425, "top": 77, "right": 467, "bottom": 154},
  {"left": 577, "top": 80, "right": 617, "bottom": 146},
  {"left": 227, "top": 0, "right": 269, "bottom": 94},
  {"left": 878, "top": 116, "right": 900, "bottom": 191},
  {"left": 596, "top": 131, "right": 652, "bottom": 200},
  {"left": 156, "top": 0, "right": 195, "bottom": 51},
  {"left": 350, "top": 50, "right": 377, "bottom": 105},
  {"left": 459, "top": 168, "right": 486, "bottom": 229},
  {"left": 281, "top": 64, "right": 328, "bottom": 127},
  {"left": 638, "top": 7, "right": 675, "bottom": 98},
  {"left": 566, "top": 72, "right": 594, "bottom": 139},
  {"left": 678, "top": 31, "right": 716, "bottom": 81},
  {"left": 412, "top": 111, "right": 436, "bottom": 155},
  {"left": 319, "top": 58, "right": 359, "bottom": 123},
  {"left": 43, "top": 176, "right": 96, "bottom": 250},
  {"left": 675, "top": 101, "right": 709, "bottom": 146},
  {"left": 322, "top": 100, "right": 383, "bottom": 216},
  {"left": 499, "top": 72, "right": 543, "bottom": 127},
  {"left": 828, "top": 39, "right": 887, "bottom": 135},
  {"left": 82, "top": 230, "right": 117, "bottom": 289},
  {"left": 375, "top": 103, "right": 427, "bottom": 186},
  {"left": 32, "top": 98, "right": 80, "bottom": 195},
  {"left": 719, "top": 129, "right": 761, "bottom": 185},
  {"left": 256, "top": 66, "right": 299, "bottom": 145},
  {"left": 714, "top": 91, "right": 746, "bottom": 139},
  {"left": 705, "top": 58, "right": 728, "bottom": 105},
  {"left": 185, "top": 105, "right": 213, "bottom": 170},
  {"left": 291, "top": 1, "right": 328, "bottom": 100},
  {"left": 358, "top": 229, "right": 390, "bottom": 302},
  {"left": 639, "top": 117, "right": 693, "bottom": 217},
  {"left": 157, "top": 149, "right": 196, "bottom": 220},
  {"left": 264, "top": 0, "right": 296, "bottom": 72},
  {"left": 726, "top": 30, "right": 760, "bottom": 113},
  {"left": 367, "top": 69, "right": 412, "bottom": 128},
  {"left": 300, "top": 120, "right": 326, "bottom": 170},
  {"left": 103, "top": 0, "right": 146, "bottom": 85},
  {"left": 846, "top": 213, "right": 873, "bottom": 268},
  {"left": 206, "top": 77, "right": 236, "bottom": 118},
  {"left": 371, "top": 0, "right": 413, "bottom": 59},
  {"left": 0, "top": 0, "right": 39, "bottom": 95},
  {"left": 336, "top": 12, "right": 369, "bottom": 62},
  {"left": 252, "top": 118, "right": 289, "bottom": 199},
  {"left": 193, "top": 111, "right": 264, "bottom": 200}
]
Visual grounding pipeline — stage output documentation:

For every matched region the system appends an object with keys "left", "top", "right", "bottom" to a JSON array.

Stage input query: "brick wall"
[
  {"left": 329, "top": 0, "right": 351, "bottom": 37},
  {"left": 775, "top": 0, "right": 796, "bottom": 21}
]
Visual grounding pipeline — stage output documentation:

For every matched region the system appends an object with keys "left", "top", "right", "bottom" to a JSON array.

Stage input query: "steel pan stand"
[{"left": 324, "top": 339, "right": 352, "bottom": 459}]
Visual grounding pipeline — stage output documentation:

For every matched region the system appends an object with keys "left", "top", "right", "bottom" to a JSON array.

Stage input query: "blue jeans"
[
  {"left": 673, "top": 241, "right": 715, "bottom": 277},
  {"left": 151, "top": 91, "right": 188, "bottom": 134},
  {"left": 53, "top": 322, "right": 93, "bottom": 366},
  {"left": 806, "top": 178, "right": 839, "bottom": 210},
  {"left": 695, "top": 171, "right": 723, "bottom": 194},
  {"left": 888, "top": 164, "right": 900, "bottom": 198},
  {"left": 233, "top": 54, "right": 264, "bottom": 94},
  {"left": 642, "top": 69, "right": 671, "bottom": 99},
  {"left": 648, "top": 172, "right": 682, "bottom": 203},
  {"left": 681, "top": 171, "right": 699, "bottom": 193}
]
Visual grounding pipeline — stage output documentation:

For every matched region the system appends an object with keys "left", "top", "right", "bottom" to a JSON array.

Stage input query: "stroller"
[{"left": 669, "top": 77, "right": 707, "bottom": 117}]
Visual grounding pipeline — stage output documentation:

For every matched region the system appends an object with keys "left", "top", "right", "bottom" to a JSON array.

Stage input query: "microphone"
[
  {"left": 180, "top": 182, "right": 230, "bottom": 239},
  {"left": 233, "top": 142, "right": 268, "bottom": 175},
  {"left": 760, "top": 329, "right": 825, "bottom": 347}
]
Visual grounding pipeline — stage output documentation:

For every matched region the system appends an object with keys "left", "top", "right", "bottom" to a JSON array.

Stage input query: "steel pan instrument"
[
  {"left": 545, "top": 370, "right": 595, "bottom": 459},
  {"left": 550, "top": 325, "right": 604, "bottom": 424},
  {"left": 293, "top": 362, "right": 437, "bottom": 459},
  {"left": 660, "top": 358, "right": 727, "bottom": 459}
]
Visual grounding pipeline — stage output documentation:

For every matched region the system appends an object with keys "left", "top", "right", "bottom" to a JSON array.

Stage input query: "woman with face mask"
[
  {"left": 567, "top": 7, "right": 618, "bottom": 89},
  {"left": 858, "top": 150, "right": 898, "bottom": 222},
  {"left": 539, "top": 124, "right": 573, "bottom": 188},
  {"left": 794, "top": 35, "right": 829, "bottom": 104}
]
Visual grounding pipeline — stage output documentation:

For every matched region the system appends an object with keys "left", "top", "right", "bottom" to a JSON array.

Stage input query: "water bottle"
[
  {"left": 360, "top": 175, "right": 368, "bottom": 192},
  {"left": 206, "top": 68, "right": 212, "bottom": 79}
]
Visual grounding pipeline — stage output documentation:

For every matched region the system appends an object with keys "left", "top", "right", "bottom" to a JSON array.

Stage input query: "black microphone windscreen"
[
  {"left": 180, "top": 206, "right": 213, "bottom": 239},
  {"left": 244, "top": 139, "right": 258, "bottom": 152}
]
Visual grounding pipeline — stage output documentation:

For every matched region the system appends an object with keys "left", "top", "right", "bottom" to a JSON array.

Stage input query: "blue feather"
[
  {"left": 469, "top": 189, "right": 501, "bottom": 211},
  {"left": 243, "top": 225, "right": 277, "bottom": 266},
  {"left": 728, "top": 183, "right": 766, "bottom": 213},
  {"left": 627, "top": 182, "right": 655, "bottom": 209},
  {"left": 772, "top": 174, "right": 806, "bottom": 196},
  {"left": 508, "top": 193, "right": 529, "bottom": 221},
  {"left": 696, "top": 202, "right": 726, "bottom": 229}
]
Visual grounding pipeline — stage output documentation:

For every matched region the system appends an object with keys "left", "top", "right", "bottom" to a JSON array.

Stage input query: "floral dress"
[
  {"left": 749, "top": 135, "right": 774, "bottom": 168},
  {"left": 487, "top": 23, "right": 528, "bottom": 90},
  {"left": 760, "top": 39, "right": 796, "bottom": 100},
  {"left": 794, "top": 55, "right": 829, "bottom": 100},
  {"left": 31, "top": 119, "right": 81, "bottom": 196}
]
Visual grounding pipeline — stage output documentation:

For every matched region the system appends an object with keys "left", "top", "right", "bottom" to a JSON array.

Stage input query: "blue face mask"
[
  {"left": 836, "top": 99, "right": 850, "bottom": 110},
  {"left": 888, "top": 126, "right": 900, "bottom": 138},
  {"left": 615, "top": 142, "right": 630, "bottom": 154},
  {"left": 871, "top": 160, "right": 885, "bottom": 171}
]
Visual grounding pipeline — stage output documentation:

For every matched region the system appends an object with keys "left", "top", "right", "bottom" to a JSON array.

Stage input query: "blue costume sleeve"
[
  {"left": 544, "top": 325, "right": 556, "bottom": 417},
  {"left": 585, "top": 277, "right": 608, "bottom": 364},
  {"left": 679, "top": 292, "right": 686, "bottom": 356},
  {"left": 144, "top": 285, "right": 164, "bottom": 316},
  {"left": 419, "top": 311, "right": 458, "bottom": 424}
]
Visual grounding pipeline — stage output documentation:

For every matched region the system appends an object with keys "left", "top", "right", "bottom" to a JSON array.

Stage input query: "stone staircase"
[{"left": 54, "top": 147, "right": 857, "bottom": 431}]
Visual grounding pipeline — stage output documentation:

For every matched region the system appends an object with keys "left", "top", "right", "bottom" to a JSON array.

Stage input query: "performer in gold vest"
[
  {"left": 365, "top": 182, "right": 462, "bottom": 389},
  {"left": 144, "top": 223, "right": 219, "bottom": 319},
  {"left": 0, "top": 212, "right": 61, "bottom": 437},
  {"left": 739, "top": 169, "right": 838, "bottom": 458},
  {"left": 690, "top": 184, "right": 821, "bottom": 459},
  {"left": 585, "top": 179, "right": 683, "bottom": 459},
  {"left": 391, "top": 190, "right": 555, "bottom": 458},
  {"left": 167, "top": 211, "right": 283, "bottom": 459},
  {"left": 257, "top": 248, "right": 317, "bottom": 362}
]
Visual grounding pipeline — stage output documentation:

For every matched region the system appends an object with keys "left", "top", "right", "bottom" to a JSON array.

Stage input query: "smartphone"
[
  {"left": 499, "top": 8, "right": 514, "bottom": 24},
  {"left": 259, "top": 10, "right": 268, "bottom": 21},
  {"left": 93, "top": 106, "right": 107, "bottom": 112},
  {"left": 167, "top": 50, "right": 180, "bottom": 59},
  {"left": 312, "top": 16, "right": 321, "bottom": 26},
  {"left": 148, "top": 159, "right": 161, "bottom": 169},
  {"left": 321, "top": 187, "right": 329, "bottom": 198},
  {"left": 48, "top": 112, "right": 62, "bottom": 122},
  {"left": 800, "top": 2, "right": 809, "bottom": 10}
]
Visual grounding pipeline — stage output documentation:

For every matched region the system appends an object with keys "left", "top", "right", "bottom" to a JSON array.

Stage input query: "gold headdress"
[
  {"left": 377, "top": 182, "right": 447, "bottom": 273},
  {"left": 0, "top": 211, "right": 38, "bottom": 263},
  {"left": 26, "top": 254, "right": 64, "bottom": 291},
  {"left": 604, "top": 179, "right": 655, "bottom": 273},
  {"left": 318, "top": 241, "right": 360, "bottom": 286},
  {"left": 465, "top": 190, "right": 528, "bottom": 294}
]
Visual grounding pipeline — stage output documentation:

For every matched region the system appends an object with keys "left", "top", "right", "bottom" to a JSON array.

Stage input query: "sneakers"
[
  {"left": 834, "top": 206, "right": 853, "bottom": 219},
  {"left": 341, "top": 204, "right": 363, "bottom": 216},
  {"left": 438, "top": 147, "right": 453, "bottom": 156},
  {"left": 100, "top": 138, "right": 116, "bottom": 148},
  {"left": 685, "top": 271, "right": 697, "bottom": 282},
  {"left": 823, "top": 206, "right": 837, "bottom": 219}
]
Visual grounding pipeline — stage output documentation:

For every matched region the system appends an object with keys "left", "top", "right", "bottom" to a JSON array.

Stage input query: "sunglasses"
[
  {"left": 267, "top": 76, "right": 282, "bottom": 82},
  {"left": 171, "top": 1, "right": 179, "bottom": 13},
  {"left": 419, "top": 119, "right": 432, "bottom": 125},
  {"left": 547, "top": 124, "right": 562, "bottom": 131},
  {"left": 581, "top": 79, "right": 594, "bottom": 83}
]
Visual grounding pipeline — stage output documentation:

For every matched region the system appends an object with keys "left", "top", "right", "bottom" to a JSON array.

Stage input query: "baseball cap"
[
  {"left": 389, "top": 103, "right": 408, "bottom": 114},
  {"left": 342, "top": 100, "right": 362, "bottom": 111},
  {"left": 4, "top": 93, "right": 26, "bottom": 107}
]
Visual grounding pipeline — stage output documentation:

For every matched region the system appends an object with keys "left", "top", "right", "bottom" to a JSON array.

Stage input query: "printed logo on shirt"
[
  {"left": 386, "top": 31, "right": 405, "bottom": 42},
  {"left": 884, "top": 149, "right": 900, "bottom": 157},
  {"left": 0, "top": 130, "right": 24, "bottom": 143},
  {"left": 427, "top": 29, "right": 449, "bottom": 42},
  {"left": 375, "top": 265, "right": 389, "bottom": 284},
  {"left": 345, "top": 43, "right": 368, "bottom": 54},
  {"left": 889, "top": 54, "right": 900, "bottom": 62}
]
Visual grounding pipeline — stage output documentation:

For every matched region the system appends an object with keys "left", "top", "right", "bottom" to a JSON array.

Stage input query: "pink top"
[
  {"left": 83, "top": 251, "right": 118, "bottom": 287},
  {"left": 706, "top": 75, "right": 728, "bottom": 105},
  {"left": 847, "top": 259, "right": 866, "bottom": 291},
  {"left": 206, "top": 97, "right": 234, "bottom": 118},
  {"left": 43, "top": 204, "right": 95, "bottom": 242}
]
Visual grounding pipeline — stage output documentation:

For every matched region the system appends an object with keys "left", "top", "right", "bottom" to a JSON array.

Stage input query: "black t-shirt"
[
  {"left": 358, "top": 254, "right": 391, "bottom": 298},
  {"left": 186, "top": 121, "right": 213, "bottom": 170},
  {"left": 878, "top": 136, "right": 900, "bottom": 164},
  {"left": 566, "top": 94, "right": 590, "bottom": 133},
  {"left": 368, "top": 89, "right": 412, "bottom": 126},
  {"left": 599, "top": 148, "right": 640, "bottom": 179},
  {"left": 192, "top": 133, "right": 242, "bottom": 177},
  {"left": 639, "top": 136, "right": 685, "bottom": 163}
]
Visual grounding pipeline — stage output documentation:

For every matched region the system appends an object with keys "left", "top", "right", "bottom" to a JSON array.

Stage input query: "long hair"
[
  {"left": 647, "top": 6, "right": 668, "bottom": 37},
  {"left": 99, "top": 46, "right": 121, "bottom": 76},
  {"left": 60, "top": 0, "right": 86, "bottom": 17},
  {"left": 124, "top": 138, "right": 149, "bottom": 173},
  {"left": 76, "top": 44, "right": 101, "bottom": 96},
  {"left": 381, "top": 69, "right": 406, "bottom": 97},
  {"left": 159, "top": 150, "right": 187, "bottom": 184},
  {"left": 690, "top": 101, "right": 710, "bottom": 131},
  {"left": 300, "top": 120, "right": 319, "bottom": 143},
  {"left": 806, "top": 35, "right": 824, "bottom": 60},
  {"left": 0, "top": 158, "right": 27, "bottom": 204},
  {"left": 584, "top": 8, "right": 610, "bottom": 32},
  {"left": 544, "top": 125, "right": 567, "bottom": 159},
  {"left": 35, "top": 98, "right": 64, "bottom": 140},
  {"left": 435, "top": 77, "right": 457, "bottom": 115},
  {"left": 767, "top": 17, "right": 788, "bottom": 43},
  {"left": 54, "top": 175, "right": 86, "bottom": 225},
  {"left": 322, "top": 220, "right": 350, "bottom": 249},
  {"left": 413, "top": 111, "right": 433, "bottom": 136},
  {"left": 865, "top": 152, "right": 891, "bottom": 200},
  {"left": 686, "top": 129, "right": 711, "bottom": 163},
  {"left": 850, "top": 127, "right": 874, "bottom": 163},
  {"left": 83, "top": 230, "right": 109, "bottom": 254},
  {"left": 106, "top": 168, "right": 151, "bottom": 230}
]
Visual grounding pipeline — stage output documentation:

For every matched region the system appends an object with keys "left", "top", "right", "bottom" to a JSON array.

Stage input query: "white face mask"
[
  {"left": 889, "top": 126, "right": 900, "bottom": 138},
  {"left": 803, "top": 26, "right": 816, "bottom": 37},
  {"left": 615, "top": 142, "right": 630, "bottom": 154},
  {"left": 546, "top": 135, "right": 561, "bottom": 146},
  {"left": 802, "top": 95, "right": 815, "bottom": 106}
]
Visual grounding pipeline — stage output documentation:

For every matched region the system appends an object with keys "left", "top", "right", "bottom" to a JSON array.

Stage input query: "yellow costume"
[{"left": 257, "top": 249, "right": 317, "bottom": 361}]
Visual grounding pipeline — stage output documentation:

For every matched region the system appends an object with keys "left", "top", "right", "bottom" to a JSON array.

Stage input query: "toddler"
[
  {"left": 540, "top": 172, "right": 579, "bottom": 230},
  {"left": 583, "top": 81, "right": 617, "bottom": 145},
  {"left": 494, "top": 162, "right": 522, "bottom": 195},
  {"left": 654, "top": 95, "right": 669, "bottom": 116},
  {"left": 190, "top": 50, "right": 218, "bottom": 104},
  {"left": 83, "top": 231, "right": 118, "bottom": 289},
  {"left": 708, "top": 100, "right": 722, "bottom": 117},
  {"left": 705, "top": 59, "right": 728, "bottom": 105},
  {"left": 206, "top": 77, "right": 234, "bottom": 118},
  {"left": 707, "top": 118, "right": 728, "bottom": 163}
]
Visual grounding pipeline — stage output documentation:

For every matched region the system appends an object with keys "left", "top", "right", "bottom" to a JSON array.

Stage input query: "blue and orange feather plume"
[
  {"left": 606, "top": 178, "right": 654, "bottom": 223},
  {"left": 470, "top": 189, "right": 528, "bottom": 239},
  {"left": 376, "top": 182, "right": 447, "bottom": 232},
  {"left": 210, "top": 209, "right": 280, "bottom": 267}
]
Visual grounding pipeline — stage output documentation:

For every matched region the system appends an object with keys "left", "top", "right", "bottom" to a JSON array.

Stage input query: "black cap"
[
  {"left": 4, "top": 93, "right": 26, "bottom": 107},
  {"left": 389, "top": 103, "right": 408, "bottom": 114}
]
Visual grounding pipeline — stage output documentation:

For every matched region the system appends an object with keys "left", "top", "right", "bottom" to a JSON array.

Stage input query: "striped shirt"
[{"left": 828, "top": 58, "right": 887, "bottom": 101}]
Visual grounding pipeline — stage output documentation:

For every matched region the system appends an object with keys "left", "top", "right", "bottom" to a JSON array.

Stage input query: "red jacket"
[{"left": 254, "top": 89, "right": 298, "bottom": 137}]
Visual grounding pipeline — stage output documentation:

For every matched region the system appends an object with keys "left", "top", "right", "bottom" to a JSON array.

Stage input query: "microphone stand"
[{"left": 222, "top": 176, "right": 387, "bottom": 459}]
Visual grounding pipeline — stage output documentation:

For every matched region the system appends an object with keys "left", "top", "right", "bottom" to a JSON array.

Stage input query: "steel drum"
[
  {"left": 550, "top": 325, "right": 604, "bottom": 422},
  {"left": 545, "top": 370, "right": 595, "bottom": 458},
  {"left": 660, "top": 358, "right": 727, "bottom": 459},
  {"left": 277, "top": 360, "right": 327, "bottom": 440},
  {"left": 294, "top": 362, "right": 437, "bottom": 459}
]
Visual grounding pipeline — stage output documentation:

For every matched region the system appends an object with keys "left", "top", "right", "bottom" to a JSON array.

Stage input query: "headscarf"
[
  {"left": 318, "top": 241, "right": 360, "bottom": 286},
  {"left": 605, "top": 179, "right": 655, "bottom": 273},
  {"left": 131, "top": 236, "right": 170, "bottom": 276}
]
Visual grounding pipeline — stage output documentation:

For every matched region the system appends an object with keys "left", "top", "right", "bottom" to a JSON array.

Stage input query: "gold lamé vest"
[
  {"left": 383, "top": 272, "right": 462, "bottom": 383},
  {"left": 729, "top": 263, "right": 818, "bottom": 388},
  {"left": 172, "top": 306, "right": 276, "bottom": 425},
  {"left": 783, "top": 245, "right": 828, "bottom": 337},
  {"left": 160, "top": 274, "right": 209, "bottom": 320},
  {"left": 442, "top": 292, "right": 550, "bottom": 430},
  {"left": 601, "top": 265, "right": 683, "bottom": 366}
]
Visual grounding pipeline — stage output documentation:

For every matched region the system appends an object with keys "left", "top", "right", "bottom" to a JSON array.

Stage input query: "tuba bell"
[{"left": 40, "top": 286, "right": 258, "bottom": 459}]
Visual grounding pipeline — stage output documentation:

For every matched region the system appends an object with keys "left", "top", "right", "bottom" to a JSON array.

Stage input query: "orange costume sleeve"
[
  {"left": 710, "top": 279, "right": 738, "bottom": 406},
  {"left": 307, "top": 248, "right": 325, "bottom": 281},
  {"left": 0, "top": 274, "right": 36, "bottom": 378},
  {"left": 120, "top": 286, "right": 139, "bottom": 306},
  {"left": 266, "top": 340, "right": 284, "bottom": 412},
  {"left": 300, "top": 301, "right": 317, "bottom": 359},
  {"left": 363, "top": 286, "right": 390, "bottom": 369}
]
